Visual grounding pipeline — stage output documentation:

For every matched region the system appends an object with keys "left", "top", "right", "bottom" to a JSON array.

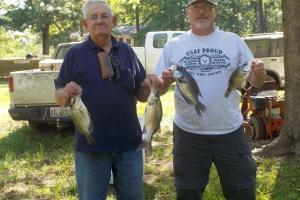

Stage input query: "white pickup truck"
[
  {"left": 8, "top": 31, "right": 184, "bottom": 131},
  {"left": 243, "top": 32, "right": 285, "bottom": 88},
  {"left": 133, "top": 31, "right": 184, "bottom": 73}
]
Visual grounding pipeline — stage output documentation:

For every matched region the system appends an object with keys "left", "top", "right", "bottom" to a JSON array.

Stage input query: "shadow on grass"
[
  {"left": 144, "top": 183, "right": 162, "bottom": 200},
  {"left": 0, "top": 78, "right": 8, "bottom": 87},
  {"left": 270, "top": 156, "right": 300, "bottom": 200},
  {"left": 0, "top": 124, "right": 74, "bottom": 161},
  {"left": 0, "top": 124, "right": 76, "bottom": 199},
  {"left": 0, "top": 189, "right": 30, "bottom": 200},
  {"left": 106, "top": 183, "right": 158, "bottom": 200}
]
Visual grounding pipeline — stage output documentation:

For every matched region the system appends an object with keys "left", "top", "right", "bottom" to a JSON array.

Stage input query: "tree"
[
  {"left": 1, "top": 0, "right": 284, "bottom": 53},
  {"left": 110, "top": 0, "right": 187, "bottom": 46},
  {"left": 257, "top": 0, "right": 266, "bottom": 32},
  {"left": 109, "top": 0, "right": 142, "bottom": 32},
  {"left": 217, "top": 0, "right": 282, "bottom": 35},
  {"left": 263, "top": 0, "right": 282, "bottom": 32},
  {"left": 253, "top": 0, "right": 300, "bottom": 156},
  {"left": 217, "top": 0, "right": 256, "bottom": 35},
  {"left": 0, "top": 27, "right": 41, "bottom": 57},
  {"left": 1, "top": 0, "right": 83, "bottom": 55}
]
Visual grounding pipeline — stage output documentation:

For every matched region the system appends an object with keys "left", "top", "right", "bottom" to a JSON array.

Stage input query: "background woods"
[{"left": 0, "top": 0, "right": 282, "bottom": 54}]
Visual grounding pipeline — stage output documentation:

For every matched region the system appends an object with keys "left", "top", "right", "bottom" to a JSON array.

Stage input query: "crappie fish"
[
  {"left": 224, "top": 62, "right": 250, "bottom": 97},
  {"left": 170, "top": 65, "right": 206, "bottom": 116},
  {"left": 141, "top": 89, "right": 163, "bottom": 155},
  {"left": 70, "top": 96, "right": 95, "bottom": 144}
]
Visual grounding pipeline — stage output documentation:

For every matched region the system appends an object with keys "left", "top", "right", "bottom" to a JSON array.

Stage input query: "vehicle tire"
[
  {"left": 248, "top": 117, "right": 265, "bottom": 140},
  {"left": 244, "top": 124, "right": 255, "bottom": 140},
  {"left": 28, "top": 120, "right": 56, "bottom": 133},
  {"left": 266, "top": 73, "right": 280, "bottom": 89},
  {"left": 58, "top": 122, "right": 75, "bottom": 136}
]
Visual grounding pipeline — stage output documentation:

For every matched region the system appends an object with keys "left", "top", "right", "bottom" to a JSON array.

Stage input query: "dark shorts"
[{"left": 173, "top": 124, "right": 257, "bottom": 191}]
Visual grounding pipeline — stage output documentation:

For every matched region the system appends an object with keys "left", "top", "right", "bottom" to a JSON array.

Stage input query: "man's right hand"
[
  {"left": 161, "top": 68, "right": 175, "bottom": 86},
  {"left": 64, "top": 81, "right": 82, "bottom": 97},
  {"left": 156, "top": 66, "right": 176, "bottom": 95},
  {"left": 55, "top": 81, "right": 82, "bottom": 107}
]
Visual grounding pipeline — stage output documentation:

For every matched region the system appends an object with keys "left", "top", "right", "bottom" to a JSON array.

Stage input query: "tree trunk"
[
  {"left": 263, "top": 2, "right": 268, "bottom": 32},
  {"left": 42, "top": 23, "right": 49, "bottom": 55},
  {"left": 253, "top": 0, "right": 300, "bottom": 156},
  {"left": 281, "top": 0, "right": 300, "bottom": 154},
  {"left": 250, "top": 0, "right": 258, "bottom": 32},
  {"left": 135, "top": 5, "right": 140, "bottom": 34},
  {"left": 257, "top": 0, "right": 265, "bottom": 32},
  {"left": 178, "top": 0, "right": 186, "bottom": 30}
]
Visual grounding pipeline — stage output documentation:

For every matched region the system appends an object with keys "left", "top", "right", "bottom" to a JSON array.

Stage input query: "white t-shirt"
[{"left": 155, "top": 29, "right": 253, "bottom": 135}]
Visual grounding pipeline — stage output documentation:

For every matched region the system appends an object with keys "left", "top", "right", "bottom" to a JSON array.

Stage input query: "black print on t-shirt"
[{"left": 179, "top": 48, "right": 230, "bottom": 77}]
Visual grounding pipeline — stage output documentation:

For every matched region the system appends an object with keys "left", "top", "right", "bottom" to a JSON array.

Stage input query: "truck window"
[
  {"left": 172, "top": 33, "right": 182, "bottom": 38},
  {"left": 153, "top": 34, "right": 167, "bottom": 48},
  {"left": 270, "top": 38, "right": 284, "bottom": 57},
  {"left": 126, "top": 38, "right": 132, "bottom": 45},
  {"left": 53, "top": 46, "right": 72, "bottom": 59},
  {"left": 245, "top": 39, "right": 270, "bottom": 57}
]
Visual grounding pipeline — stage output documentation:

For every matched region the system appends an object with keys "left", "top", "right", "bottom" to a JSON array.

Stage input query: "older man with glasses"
[{"left": 55, "top": 0, "right": 160, "bottom": 199}]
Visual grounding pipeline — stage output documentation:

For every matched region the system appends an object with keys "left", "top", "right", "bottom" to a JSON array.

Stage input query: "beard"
[{"left": 193, "top": 19, "right": 210, "bottom": 30}]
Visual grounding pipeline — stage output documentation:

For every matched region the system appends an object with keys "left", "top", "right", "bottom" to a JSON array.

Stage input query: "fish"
[
  {"left": 70, "top": 96, "right": 95, "bottom": 144},
  {"left": 141, "top": 88, "right": 163, "bottom": 155},
  {"left": 224, "top": 62, "right": 250, "bottom": 97},
  {"left": 170, "top": 65, "right": 206, "bottom": 116}
]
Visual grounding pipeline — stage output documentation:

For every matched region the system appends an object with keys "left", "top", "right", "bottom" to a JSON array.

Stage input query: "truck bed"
[
  {"left": 0, "top": 56, "right": 50, "bottom": 77},
  {"left": 10, "top": 70, "right": 59, "bottom": 106}
]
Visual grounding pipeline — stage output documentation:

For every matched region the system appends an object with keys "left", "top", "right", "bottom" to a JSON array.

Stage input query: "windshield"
[
  {"left": 245, "top": 38, "right": 284, "bottom": 57},
  {"left": 52, "top": 45, "right": 72, "bottom": 59}
]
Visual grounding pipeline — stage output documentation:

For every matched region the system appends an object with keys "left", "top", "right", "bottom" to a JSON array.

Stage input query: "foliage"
[
  {"left": 217, "top": 0, "right": 282, "bottom": 35},
  {"left": 109, "top": 0, "right": 188, "bottom": 45},
  {"left": 0, "top": 0, "right": 283, "bottom": 50},
  {"left": 109, "top": 0, "right": 141, "bottom": 27},
  {"left": 1, "top": 0, "right": 84, "bottom": 52},
  {"left": 263, "top": 0, "right": 282, "bottom": 32},
  {"left": 0, "top": 27, "right": 43, "bottom": 57},
  {"left": 109, "top": 0, "right": 282, "bottom": 45},
  {"left": 48, "top": 0, "right": 85, "bottom": 46},
  {"left": 217, "top": 0, "right": 256, "bottom": 35}
]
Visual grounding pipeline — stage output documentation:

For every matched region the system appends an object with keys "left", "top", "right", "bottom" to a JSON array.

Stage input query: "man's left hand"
[
  {"left": 251, "top": 60, "right": 266, "bottom": 79},
  {"left": 143, "top": 74, "right": 160, "bottom": 89},
  {"left": 249, "top": 60, "right": 267, "bottom": 88}
]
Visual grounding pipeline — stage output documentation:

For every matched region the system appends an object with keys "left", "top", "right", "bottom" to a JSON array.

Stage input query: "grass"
[
  {"left": 0, "top": 79, "right": 10, "bottom": 107},
  {"left": 0, "top": 80, "right": 299, "bottom": 199},
  {"left": 137, "top": 84, "right": 175, "bottom": 119}
]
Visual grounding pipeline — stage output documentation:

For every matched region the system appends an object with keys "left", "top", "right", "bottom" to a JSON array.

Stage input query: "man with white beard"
[{"left": 155, "top": 0, "right": 266, "bottom": 199}]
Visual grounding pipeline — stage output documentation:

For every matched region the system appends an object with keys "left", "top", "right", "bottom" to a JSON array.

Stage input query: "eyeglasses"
[{"left": 87, "top": 14, "right": 111, "bottom": 22}]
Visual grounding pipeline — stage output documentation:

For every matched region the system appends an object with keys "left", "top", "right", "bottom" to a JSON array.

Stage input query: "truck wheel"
[
  {"left": 28, "top": 120, "right": 56, "bottom": 133},
  {"left": 244, "top": 123, "right": 255, "bottom": 140},
  {"left": 249, "top": 117, "right": 265, "bottom": 140},
  {"left": 266, "top": 74, "right": 280, "bottom": 89},
  {"left": 58, "top": 122, "right": 75, "bottom": 136}
]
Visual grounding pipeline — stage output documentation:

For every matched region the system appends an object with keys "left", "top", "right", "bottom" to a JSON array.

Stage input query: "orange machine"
[{"left": 242, "top": 80, "right": 284, "bottom": 140}]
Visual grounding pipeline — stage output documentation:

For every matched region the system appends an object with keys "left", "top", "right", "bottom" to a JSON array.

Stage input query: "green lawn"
[
  {"left": 0, "top": 79, "right": 10, "bottom": 106},
  {"left": 0, "top": 80, "right": 299, "bottom": 199}
]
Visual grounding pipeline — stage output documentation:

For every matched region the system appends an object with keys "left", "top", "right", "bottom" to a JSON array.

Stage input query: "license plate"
[{"left": 50, "top": 107, "right": 71, "bottom": 117}]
